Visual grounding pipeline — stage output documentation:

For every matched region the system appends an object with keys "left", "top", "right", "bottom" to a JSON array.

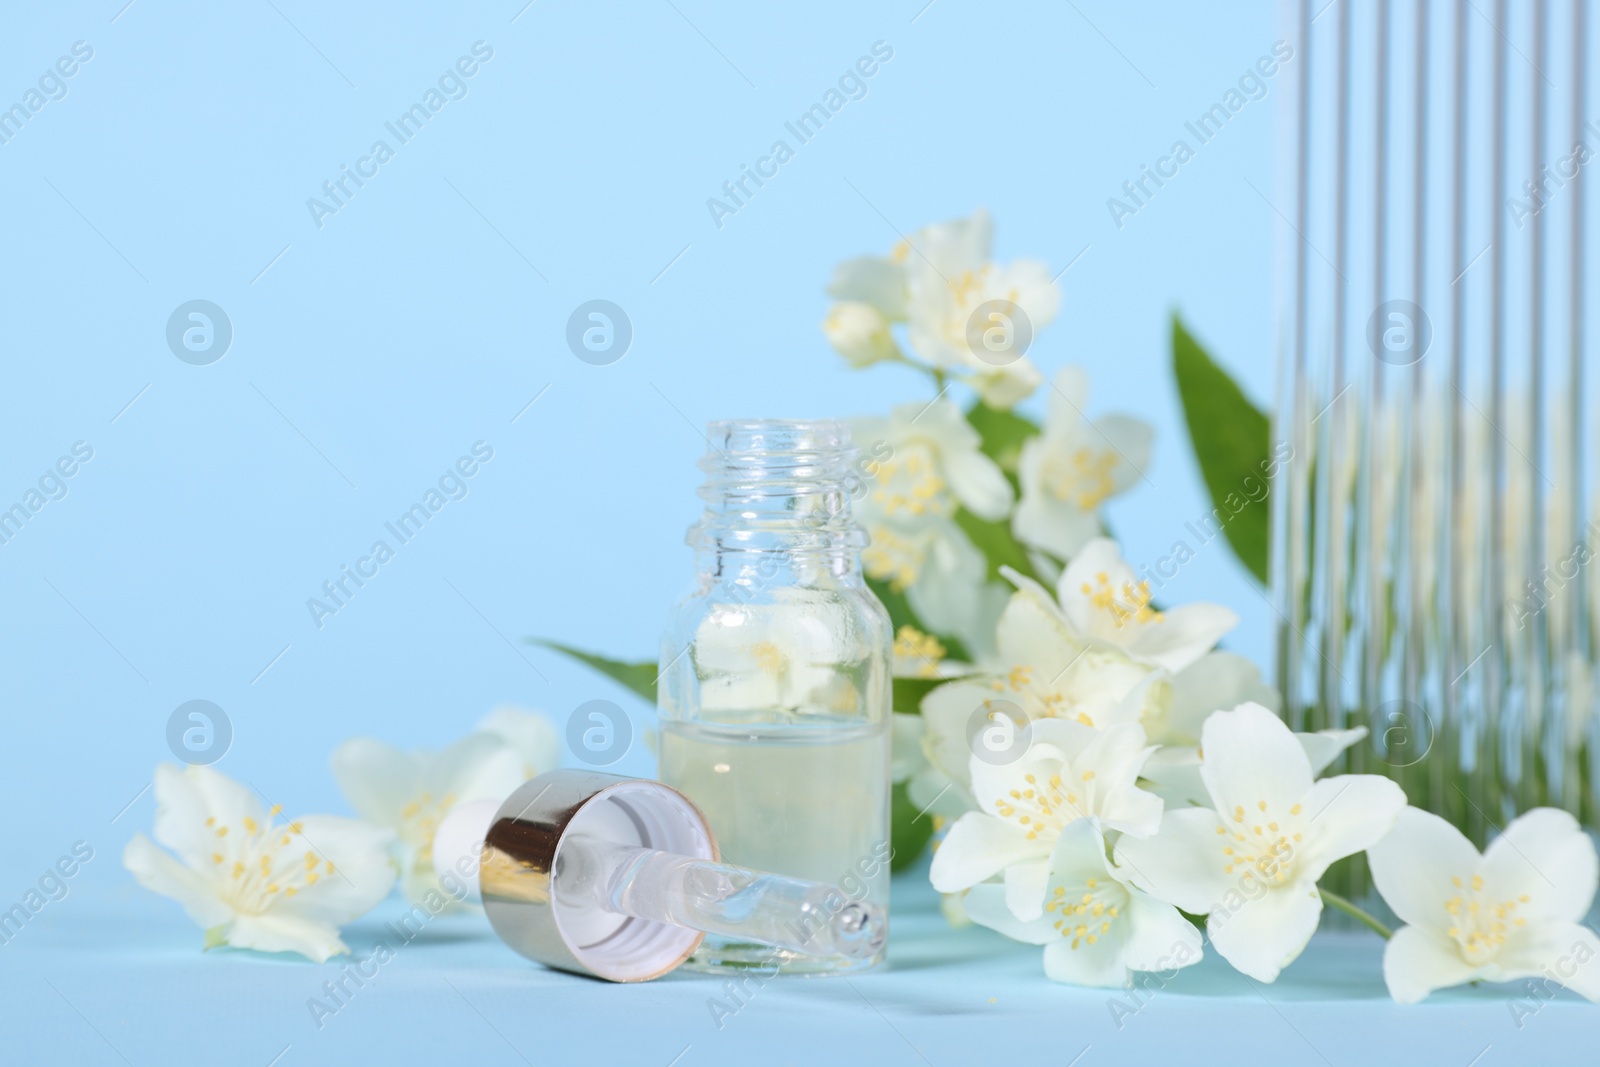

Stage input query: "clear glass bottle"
[{"left": 658, "top": 419, "right": 893, "bottom": 976}]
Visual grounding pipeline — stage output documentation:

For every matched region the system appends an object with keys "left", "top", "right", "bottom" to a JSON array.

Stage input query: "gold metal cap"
[{"left": 478, "top": 770, "right": 717, "bottom": 982}]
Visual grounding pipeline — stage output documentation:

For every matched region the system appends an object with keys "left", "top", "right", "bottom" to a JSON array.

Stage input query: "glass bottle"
[{"left": 657, "top": 419, "right": 893, "bottom": 976}]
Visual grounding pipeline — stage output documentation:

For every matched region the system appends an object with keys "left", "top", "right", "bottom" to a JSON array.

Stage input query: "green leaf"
[
  {"left": 964, "top": 401, "right": 1040, "bottom": 483},
  {"left": 892, "top": 676, "right": 942, "bottom": 716},
  {"left": 528, "top": 639, "right": 657, "bottom": 704},
  {"left": 866, "top": 574, "right": 921, "bottom": 634},
  {"left": 889, "top": 780, "right": 936, "bottom": 872},
  {"left": 953, "top": 507, "right": 1040, "bottom": 585},
  {"left": 1170, "top": 315, "right": 1272, "bottom": 585}
]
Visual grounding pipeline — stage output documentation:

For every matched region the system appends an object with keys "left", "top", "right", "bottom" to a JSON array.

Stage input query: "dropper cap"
[
  {"left": 433, "top": 770, "right": 887, "bottom": 982},
  {"left": 435, "top": 770, "right": 716, "bottom": 982}
]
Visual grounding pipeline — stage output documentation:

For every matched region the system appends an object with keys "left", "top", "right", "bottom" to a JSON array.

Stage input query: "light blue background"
[{"left": 0, "top": 0, "right": 1361, "bottom": 1060}]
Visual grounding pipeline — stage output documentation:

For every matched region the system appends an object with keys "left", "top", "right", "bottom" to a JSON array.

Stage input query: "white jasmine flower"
[
  {"left": 887, "top": 630, "right": 972, "bottom": 795},
  {"left": 930, "top": 718, "right": 1162, "bottom": 920},
  {"left": 966, "top": 582, "right": 1165, "bottom": 730},
  {"left": 822, "top": 301, "right": 901, "bottom": 367},
  {"left": 941, "top": 889, "right": 974, "bottom": 928},
  {"left": 909, "top": 586, "right": 1165, "bottom": 817},
  {"left": 1053, "top": 538, "right": 1238, "bottom": 673},
  {"left": 850, "top": 398, "right": 1014, "bottom": 656},
  {"left": 123, "top": 764, "right": 396, "bottom": 963},
  {"left": 1368, "top": 806, "right": 1600, "bottom": 1005},
  {"left": 967, "top": 358, "right": 1046, "bottom": 412},
  {"left": 332, "top": 733, "right": 525, "bottom": 904},
  {"left": 1141, "top": 723, "right": 1368, "bottom": 810},
  {"left": 476, "top": 706, "right": 561, "bottom": 780},
  {"left": 688, "top": 595, "right": 859, "bottom": 713},
  {"left": 850, "top": 399, "right": 1014, "bottom": 522},
  {"left": 1013, "top": 367, "right": 1154, "bottom": 560},
  {"left": 1114, "top": 702, "right": 1405, "bottom": 982},
  {"left": 903, "top": 716, "right": 972, "bottom": 816},
  {"left": 863, "top": 516, "right": 1010, "bottom": 662},
  {"left": 1144, "top": 651, "right": 1279, "bottom": 748},
  {"left": 902, "top": 211, "right": 1058, "bottom": 408},
  {"left": 891, "top": 625, "right": 968, "bottom": 679},
  {"left": 963, "top": 820, "right": 1203, "bottom": 987},
  {"left": 827, "top": 250, "right": 909, "bottom": 321},
  {"left": 1294, "top": 726, "right": 1373, "bottom": 776},
  {"left": 906, "top": 681, "right": 992, "bottom": 819},
  {"left": 825, "top": 209, "right": 1059, "bottom": 408},
  {"left": 1132, "top": 651, "right": 1363, "bottom": 807}
]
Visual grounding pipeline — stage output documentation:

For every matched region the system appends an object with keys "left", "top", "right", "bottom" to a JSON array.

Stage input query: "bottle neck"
[{"left": 688, "top": 420, "right": 867, "bottom": 583}]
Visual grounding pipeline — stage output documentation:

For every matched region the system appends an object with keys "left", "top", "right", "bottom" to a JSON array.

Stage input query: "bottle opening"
[{"left": 691, "top": 419, "right": 867, "bottom": 554}]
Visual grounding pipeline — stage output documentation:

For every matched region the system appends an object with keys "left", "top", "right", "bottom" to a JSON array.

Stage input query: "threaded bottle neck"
[{"left": 689, "top": 420, "right": 866, "bottom": 562}]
